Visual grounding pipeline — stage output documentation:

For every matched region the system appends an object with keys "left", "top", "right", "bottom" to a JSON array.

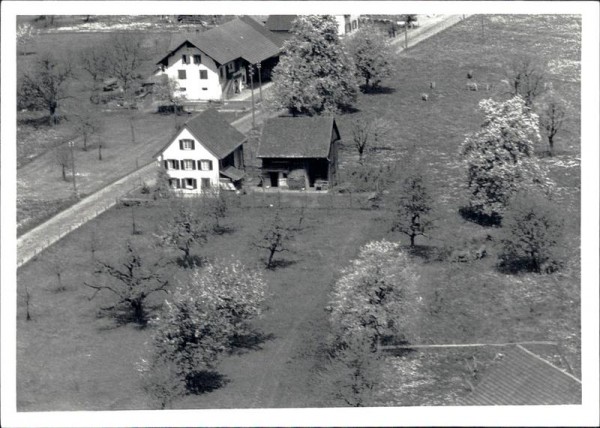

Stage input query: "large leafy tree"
[
  {"left": 268, "top": 15, "right": 358, "bottom": 115},
  {"left": 461, "top": 96, "right": 551, "bottom": 219},
  {"left": 149, "top": 260, "right": 267, "bottom": 390},
  {"left": 345, "top": 25, "right": 394, "bottom": 91},
  {"left": 328, "top": 240, "right": 421, "bottom": 348}
]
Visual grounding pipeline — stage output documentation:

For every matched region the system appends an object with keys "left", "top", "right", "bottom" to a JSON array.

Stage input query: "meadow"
[{"left": 16, "top": 14, "right": 581, "bottom": 409}]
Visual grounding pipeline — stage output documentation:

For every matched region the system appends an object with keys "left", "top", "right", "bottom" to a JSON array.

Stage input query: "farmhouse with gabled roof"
[
  {"left": 155, "top": 108, "right": 246, "bottom": 193},
  {"left": 155, "top": 16, "right": 281, "bottom": 101},
  {"left": 265, "top": 14, "right": 361, "bottom": 47},
  {"left": 257, "top": 116, "right": 340, "bottom": 190}
]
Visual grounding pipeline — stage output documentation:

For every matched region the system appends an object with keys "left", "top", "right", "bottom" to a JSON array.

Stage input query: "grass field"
[{"left": 16, "top": 14, "right": 581, "bottom": 409}]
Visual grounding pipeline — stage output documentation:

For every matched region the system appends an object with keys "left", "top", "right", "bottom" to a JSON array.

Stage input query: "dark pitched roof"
[
  {"left": 459, "top": 345, "right": 581, "bottom": 405},
  {"left": 265, "top": 15, "right": 297, "bottom": 32},
  {"left": 257, "top": 116, "right": 339, "bottom": 159},
  {"left": 155, "top": 109, "right": 246, "bottom": 160},
  {"left": 158, "top": 17, "right": 280, "bottom": 66}
]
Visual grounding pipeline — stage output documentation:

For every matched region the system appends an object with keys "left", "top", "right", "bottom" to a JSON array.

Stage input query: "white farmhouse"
[
  {"left": 155, "top": 108, "right": 246, "bottom": 194},
  {"left": 264, "top": 15, "right": 360, "bottom": 46},
  {"left": 155, "top": 16, "right": 281, "bottom": 102}
]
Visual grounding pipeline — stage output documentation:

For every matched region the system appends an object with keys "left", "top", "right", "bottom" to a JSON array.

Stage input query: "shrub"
[{"left": 499, "top": 192, "right": 564, "bottom": 274}]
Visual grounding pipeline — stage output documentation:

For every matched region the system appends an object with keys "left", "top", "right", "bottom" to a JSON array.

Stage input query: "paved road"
[{"left": 392, "top": 15, "right": 466, "bottom": 53}]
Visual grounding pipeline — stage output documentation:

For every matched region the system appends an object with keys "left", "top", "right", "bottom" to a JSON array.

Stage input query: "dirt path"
[{"left": 393, "top": 15, "right": 467, "bottom": 53}]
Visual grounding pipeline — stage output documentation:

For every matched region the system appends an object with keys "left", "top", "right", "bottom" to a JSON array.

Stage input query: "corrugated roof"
[
  {"left": 158, "top": 17, "right": 281, "bottom": 66},
  {"left": 154, "top": 108, "right": 246, "bottom": 160},
  {"left": 257, "top": 116, "right": 339, "bottom": 159},
  {"left": 459, "top": 345, "right": 581, "bottom": 405},
  {"left": 265, "top": 15, "right": 297, "bottom": 32}
]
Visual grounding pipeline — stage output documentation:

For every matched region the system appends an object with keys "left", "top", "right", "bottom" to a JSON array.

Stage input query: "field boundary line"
[{"left": 378, "top": 340, "right": 559, "bottom": 350}]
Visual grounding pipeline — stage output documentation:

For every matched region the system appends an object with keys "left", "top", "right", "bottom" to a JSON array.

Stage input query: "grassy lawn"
[
  {"left": 16, "top": 14, "right": 581, "bottom": 409},
  {"left": 17, "top": 200, "right": 389, "bottom": 410}
]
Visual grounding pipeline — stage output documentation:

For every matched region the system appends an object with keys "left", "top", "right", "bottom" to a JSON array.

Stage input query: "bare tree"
[
  {"left": 84, "top": 241, "right": 169, "bottom": 325},
  {"left": 156, "top": 200, "right": 210, "bottom": 268},
  {"left": 69, "top": 105, "right": 103, "bottom": 151},
  {"left": 252, "top": 206, "right": 294, "bottom": 269},
  {"left": 538, "top": 91, "right": 568, "bottom": 156},
  {"left": 43, "top": 249, "right": 68, "bottom": 291},
  {"left": 351, "top": 117, "right": 392, "bottom": 163},
  {"left": 80, "top": 44, "right": 110, "bottom": 94},
  {"left": 154, "top": 75, "right": 184, "bottom": 123},
  {"left": 54, "top": 145, "right": 72, "bottom": 181},
  {"left": 18, "top": 53, "right": 74, "bottom": 124},
  {"left": 22, "top": 286, "right": 33, "bottom": 321},
  {"left": 505, "top": 56, "right": 547, "bottom": 107}
]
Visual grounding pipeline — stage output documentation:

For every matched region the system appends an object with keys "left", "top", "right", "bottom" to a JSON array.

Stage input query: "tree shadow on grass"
[
  {"left": 228, "top": 331, "right": 276, "bottom": 355},
  {"left": 361, "top": 85, "right": 397, "bottom": 95},
  {"left": 185, "top": 371, "right": 229, "bottom": 395},
  {"left": 17, "top": 115, "right": 53, "bottom": 128},
  {"left": 213, "top": 225, "right": 235, "bottom": 235},
  {"left": 379, "top": 338, "right": 416, "bottom": 357},
  {"left": 406, "top": 244, "right": 446, "bottom": 263},
  {"left": 458, "top": 206, "right": 501, "bottom": 227},
  {"left": 266, "top": 259, "right": 297, "bottom": 270}
]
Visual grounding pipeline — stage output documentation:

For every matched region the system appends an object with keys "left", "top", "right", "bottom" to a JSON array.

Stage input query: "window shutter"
[
  {"left": 164, "top": 160, "right": 169, "bottom": 170},
  {"left": 208, "top": 160, "right": 213, "bottom": 171},
  {"left": 192, "top": 179, "right": 197, "bottom": 189},
  {"left": 191, "top": 140, "right": 195, "bottom": 150},
  {"left": 176, "top": 178, "right": 181, "bottom": 189},
  {"left": 191, "top": 160, "right": 196, "bottom": 170},
  {"left": 179, "top": 140, "right": 183, "bottom": 150},
  {"left": 174, "top": 160, "right": 180, "bottom": 170}
]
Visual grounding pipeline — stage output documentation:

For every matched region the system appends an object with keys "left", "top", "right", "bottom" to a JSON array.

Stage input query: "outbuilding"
[{"left": 257, "top": 116, "right": 340, "bottom": 191}]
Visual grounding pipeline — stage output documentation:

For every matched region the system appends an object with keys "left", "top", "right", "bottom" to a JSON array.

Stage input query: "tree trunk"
[
  {"left": 98, "top": 143, "right": 103, "bottom": 161},
  {"left": 131, "top": 299, "right": 146, "bottom": 325},
  {"left": 83, "top": 134, "right": 88, "bottom": 151},
  {"left": 130, "top": 119, "right": 136, "bottom": 144},
  {"left": 267, "top": 248, "right": 276, "bottom": 269},
  {"left": 548, "top": 135, "right": 554, "bottom": 156},
  {"left": 62, "top": 164, "right": 67, "bottom": 181},
  {"left": 410, "top": 234, "right": 416, "bottom": 247}
]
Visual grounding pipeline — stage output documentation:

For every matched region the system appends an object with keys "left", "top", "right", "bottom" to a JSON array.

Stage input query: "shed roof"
[
  {"left": 459, "top": 345, "right": 581, "bottom": 405},
  {"left": 257, "top": 116, "right": 339, "bottom": 159},
  {"left": 155, "top": 108, "right": 246, "bottom": 160},
  {"left": 265, "top": 15, "right": 297, "bottom": 32},
  {"left": 159, "top": 17, "right": 280, "bottom": 66}
]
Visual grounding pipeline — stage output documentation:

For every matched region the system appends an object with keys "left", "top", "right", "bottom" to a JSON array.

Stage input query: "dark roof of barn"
[
  {"left": 158, "top": 17, "right": 280, "bottom": 66},
  {"left": 257, "top": 116, "right": 339, "bottom": 159},
  {"left": 458, "top": 345, "right": 581, "bottom": 405},
  {"left": 155, "top": 108, "right": 246, "bottom": 159},
  {"left": 265, "top": 15, "right": 297, "bottom": 32}
]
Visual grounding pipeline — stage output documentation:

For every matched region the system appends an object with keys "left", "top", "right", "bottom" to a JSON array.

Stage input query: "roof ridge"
[{"left": 515, "top": 344, "right": 582, "bottom": 384}]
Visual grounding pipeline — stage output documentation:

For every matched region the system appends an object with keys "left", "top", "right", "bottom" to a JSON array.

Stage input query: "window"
[
  {"left": 182, "top": 159, "right": 195, "bottom": 170},
  {"left": 193, "top": 55, "right": 201, "bottom": 64},
  {"left": 227, "top": 62, "right": 235, "bottom": 72},
  {"left": 178, "top": 87, "right": 187, "bottom": 92},
  {"left": 164, "top": 159, "right": 180, "bottom": 170},
  {"left": 184, "top": 178, "right": 197, "bottom": 190},
  {"left": 202, "top": 87, "right": 208, "bottom": 91},
  {"left": 182, "top": 54, "right": 189, "bottom": 64},
  {"left": 198, "top": 159, "right": 213, "bottom": 171},
  {"left": 199, "top": 70, "right": 208, "bottom": 79},
  {"left": 201, "top": 178, "right": 211, "bottom": 189},
  {"left": 169, "top": 178, "right": 180, "bottom": 189},
  {"left": 180, "top": 139, "right": 194, "bottom": 150},
  {"left": 352, "top": 20, "right": 358, "bottom": 29},
  {"left": 178, "top": 70, "right": 186, "bottom": 80}
]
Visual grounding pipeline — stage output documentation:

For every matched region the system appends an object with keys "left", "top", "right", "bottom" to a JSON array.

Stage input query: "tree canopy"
[
  {"left": 345, "top": 25, "right": 394, "bottom": 91},
  {"left": 461, "top": 96, "right": 552, "bottom": 219},
  {"left": 268, "top": 15, "right": 359, "bottom": 115}
]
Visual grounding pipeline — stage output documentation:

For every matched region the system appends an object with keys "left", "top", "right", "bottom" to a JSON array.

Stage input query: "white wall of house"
[
  {"left": 157, "top": 128, "right": 220, "bottom": 194},
  {"left": 158, "top": 45, "right": 223, "bottom": 101},
  {"left": 335, "top": 15, "right": 360, "bottom": 35}
]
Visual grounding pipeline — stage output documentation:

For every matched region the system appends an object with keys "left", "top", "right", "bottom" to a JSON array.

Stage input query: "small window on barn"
[
  {"left": 180, "top": 139, "right": 194, "bottom": 150},
  {"left": 182, "top": 159, "right": 195, "bottom": 170},
  {"left": 199, "top": 70, "right": 208, "bottom": 79},
  {"left": 193, "top": 55, "right": 201, "bottom": 64},
  {"left": 198, "top": 159, "right": 213, "bottom": 171},
  {"left": 178, "top": 70, "right": 186, "bottom": 80}
]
